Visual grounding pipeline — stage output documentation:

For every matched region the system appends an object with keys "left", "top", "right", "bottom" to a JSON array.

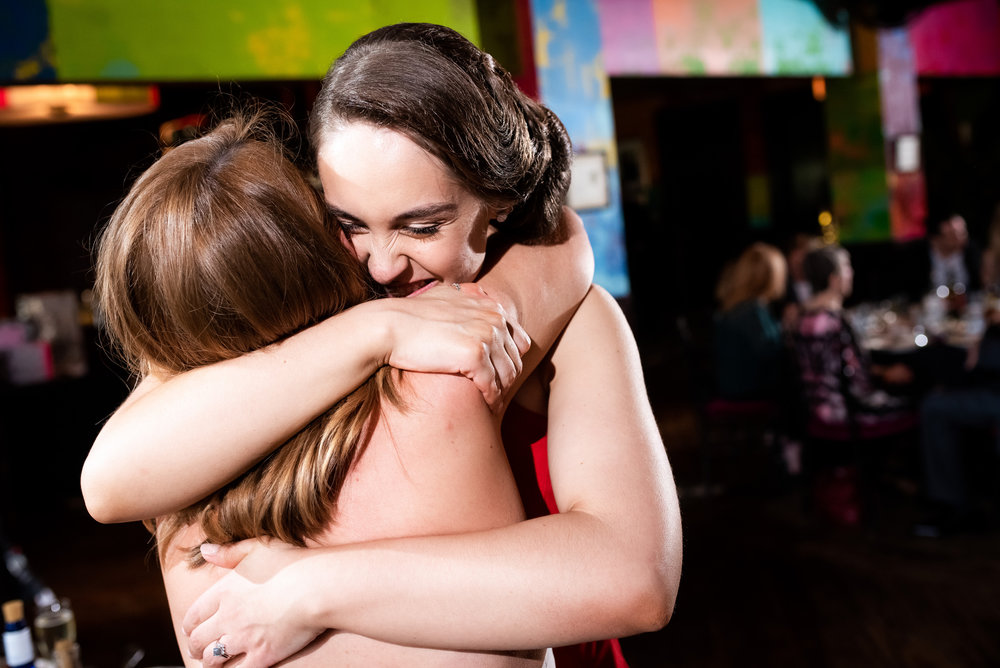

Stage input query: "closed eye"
[
  {"left": 404, "top": 224, "right": 442, "bottom": 238},
  {"left": 338, "top": 220, "right": 367, "bottom": 236}
]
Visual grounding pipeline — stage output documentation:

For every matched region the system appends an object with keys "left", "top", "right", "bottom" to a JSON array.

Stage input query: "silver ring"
[
  {"left": 213, "top": 641, "right": 230, "bottom": 659},
  {"left": 451, "top": 282, "right": 462, "bottom": 291}
]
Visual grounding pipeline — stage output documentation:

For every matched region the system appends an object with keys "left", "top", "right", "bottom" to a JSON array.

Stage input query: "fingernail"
[{"left": 200, "top": 542, "right": 220, "bottom": 556}]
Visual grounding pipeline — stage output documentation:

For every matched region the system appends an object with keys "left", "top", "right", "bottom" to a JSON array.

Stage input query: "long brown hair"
[
  {"left": 94, "top": 109, "right": 398, "bottom": 564},
  {"left": 309, "top": 22, "right": 572, "bottom": 244}
]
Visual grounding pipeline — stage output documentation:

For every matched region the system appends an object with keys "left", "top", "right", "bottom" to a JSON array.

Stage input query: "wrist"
[
  {"left": 294, "top": 549, "right": 347, "bottom": 631},
  {"left": 340, "top": 300, "right": 393, "bottom": 369}
]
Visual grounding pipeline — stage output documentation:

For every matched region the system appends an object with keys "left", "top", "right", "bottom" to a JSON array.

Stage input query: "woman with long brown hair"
[
  {"left": 85, "top": 24, "right": 681, "bottom": 667},
  {"left": 94, "top": 109, "right": 552, "bottom": 665}
]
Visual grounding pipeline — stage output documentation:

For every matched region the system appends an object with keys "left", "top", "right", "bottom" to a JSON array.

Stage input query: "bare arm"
[
  {"left": 82, "top": 208, "right": 592, "bottom": 523},
  {"left": 168, "top": 371, "right": 527, "bottom": 665},
  {"left": 477, "top": 207, "right": 594, "bottom": 398},
  {"left": 185, "top": 286, "right": 682, "bottom": 654}
]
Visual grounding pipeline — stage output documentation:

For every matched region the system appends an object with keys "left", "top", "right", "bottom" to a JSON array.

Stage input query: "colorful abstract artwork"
[
  {"left": 758, "top": 0, "right": 851, "bottom": 74},
  {"left": 652, "top": 0, "right": 763, "bottom": 75},
  {"left": 533, "top": 0, "right": 630, "bottom": 296},
  {"left": 909, "top": 0, "right": 1000, "bottom": 76},
  {"left": 878, "top": 27, "right": 926, "bottom": 241},
  {"left": 598, "top": 0, "right": 852, "bottom": 76},
  {"left": 22, "top": 0, "right": 478, "bottom": 81},
  {"left": 826, "top": 75, "right": 891, "bottom": 243},
  {"left": 1, "top": 0, "right": 56, "bottom": 81}
]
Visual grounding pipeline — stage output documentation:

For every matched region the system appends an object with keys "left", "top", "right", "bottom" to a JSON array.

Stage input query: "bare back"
[{"left": 160, "top": 371, "right": 542, "bottom": 666}]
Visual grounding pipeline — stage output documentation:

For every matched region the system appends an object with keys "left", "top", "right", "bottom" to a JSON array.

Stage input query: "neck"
[{"left": 807, "top": 290, "right": 842, "bottom": 312}]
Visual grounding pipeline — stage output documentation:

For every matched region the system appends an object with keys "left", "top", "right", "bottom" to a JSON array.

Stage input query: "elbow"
[
  {"left": 80, "top": 457, "right": 128, "bottom": 524},
  {"left": 625, "top": 557, "right": 681, "bottom": 633},
  {"left": 612, "top": 533, "right": 682, "bottom": 634}
]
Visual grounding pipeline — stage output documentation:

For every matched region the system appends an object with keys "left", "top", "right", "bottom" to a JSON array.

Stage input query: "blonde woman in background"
[{"left": 713, "top": 242, "right": 788, "bottom": 401}]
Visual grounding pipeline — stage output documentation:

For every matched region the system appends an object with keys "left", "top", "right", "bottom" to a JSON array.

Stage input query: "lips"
[{"left": 384, "top": 279, "right": 438, "bottom": 298}]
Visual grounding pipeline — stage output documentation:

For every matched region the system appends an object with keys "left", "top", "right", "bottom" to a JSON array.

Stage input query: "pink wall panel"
[
  {"left": 597, "top": 0, "right": 659, "bottom": 75},
  {"left": 909, "top": 0, "right": 1000, "bottom": 75}
]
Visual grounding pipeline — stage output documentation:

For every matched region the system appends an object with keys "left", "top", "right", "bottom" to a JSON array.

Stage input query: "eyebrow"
[{"left": 325, "top": 202, "right": 458, "bottom": 226}]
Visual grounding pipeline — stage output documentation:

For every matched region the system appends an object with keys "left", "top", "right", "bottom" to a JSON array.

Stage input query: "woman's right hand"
[
  {"left": 183, "top": 540, "right": 324, "bottom": 667},
  {"left": 374, "top": 282, "right": 530, "bottom": 409}
]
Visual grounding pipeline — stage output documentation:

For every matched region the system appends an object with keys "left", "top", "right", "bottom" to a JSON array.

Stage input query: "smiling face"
[{"left": 316, "top": 122, "right": 497, "bottom": 297}]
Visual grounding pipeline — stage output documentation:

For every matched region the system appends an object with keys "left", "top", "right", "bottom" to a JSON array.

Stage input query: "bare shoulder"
[
  {"left": 391, "top": 371, "right": 491, "bottom": 418},
  {"left": 548, "top": 284, "right": 646, "bottom": 401},
  {"left": 555, "top": 284, "right": 634, "bottom": 352},
  {"left": 560, "top": 205, "right": 585, "bottom": 233}
]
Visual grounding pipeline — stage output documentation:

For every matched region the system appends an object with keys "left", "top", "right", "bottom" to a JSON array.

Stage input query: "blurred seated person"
[
  {"left": 979, "top": 203, "right": 1000, "bottom": 296},
  {"left": 793, "top": 245, "right": 915, "bottom": 431},
  {"left": 713, "top": 242, "right": 787, "bottom": 401},
  {"left": 917, "top": 307, "right": 1000, "bottom": 536},
  {"left": 906, "top": 212, "right": 981, "bottom": 301},
  {"left": 780, "top": 233, "right": 823, "bottom": 328}
]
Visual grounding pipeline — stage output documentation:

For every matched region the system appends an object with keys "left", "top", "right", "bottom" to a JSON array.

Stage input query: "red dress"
[{"left": 502, "top": 403, "right": 630, "bottom": 668}]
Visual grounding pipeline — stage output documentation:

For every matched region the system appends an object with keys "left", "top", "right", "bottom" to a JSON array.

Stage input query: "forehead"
[{"left": 316, "top": 123, "right": 467, "bottom": 214}]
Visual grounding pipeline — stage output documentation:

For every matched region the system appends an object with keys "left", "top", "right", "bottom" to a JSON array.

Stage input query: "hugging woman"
[{"left": 85, "top": 23, "right": 682, "bottom": 667}]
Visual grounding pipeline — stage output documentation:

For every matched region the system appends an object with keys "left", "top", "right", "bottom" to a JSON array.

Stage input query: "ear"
[
  {"left": 491, "top": 206, "right": 512, "bottom": 224},
  {"left": 828, "top": 272, "right": 843, "bottom": 294}
]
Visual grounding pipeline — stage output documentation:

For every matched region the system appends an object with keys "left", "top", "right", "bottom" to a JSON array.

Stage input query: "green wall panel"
[{"left": 47, "top": 0, "right": 478, "bottom": 80}]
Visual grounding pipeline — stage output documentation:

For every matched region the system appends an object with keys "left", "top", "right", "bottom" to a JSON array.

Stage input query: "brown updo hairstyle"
[
  {"left": 309, "top": 22, "right": 572, "bottom": 244},
  {"left": 94, "top": 108, "right": 398, "bottom": 565}
]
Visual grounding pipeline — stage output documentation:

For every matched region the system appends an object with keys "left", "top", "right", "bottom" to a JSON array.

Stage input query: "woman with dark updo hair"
[
  {"left": 84, "top": 23, "right": 681, "bottom": 668},
  {"left": 94, "top": 110, "right": 534, "bottom": 666}
]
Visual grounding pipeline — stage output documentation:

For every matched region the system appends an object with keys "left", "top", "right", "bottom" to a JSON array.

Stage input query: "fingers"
[
  {"left": 468, "top": 344, "right": 502, "bottom": 410},
  {"left": 200, "top": 634, "right": 239, "bottom": 667},
  {"left": 182, "top": 591, "right": 219, "bottom": 639},
  {"left": 510, "top": 319, "right": 531, "bottom": 356},
  {"left": 491, "top": 329, "right": 521, "bottom": 396}
]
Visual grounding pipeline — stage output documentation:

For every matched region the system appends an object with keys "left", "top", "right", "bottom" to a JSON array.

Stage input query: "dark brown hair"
[
  {"left": 803, "top": 245, "right": 847, "bottom": 294},
  {"left": 94, "top": 109, "right": 397, "bottom": 564},
  {"left": 309, "top": 22, "right": 572, "bottom": 244}
]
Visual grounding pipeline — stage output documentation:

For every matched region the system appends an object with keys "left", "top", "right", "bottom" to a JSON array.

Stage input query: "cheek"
[
  {"left": 453, "top": 244, "right": 487, "bottom": 281},
  {"left": 423, "top": 240, "right": 482, "bottom": 282}
]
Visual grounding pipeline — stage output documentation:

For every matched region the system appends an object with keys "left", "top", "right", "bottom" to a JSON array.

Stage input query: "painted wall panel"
[
  {"left": 532, "top": 0, "right": 629, "bottom": 296},
  {"left": 909, "top": 0, "right": 1000, "bottom": 76},
  {"left": 652, "top": 0, "right": 762, "bottom": 75},
  {"left": 35, "top": 0, "right": 478, "bottom": 81},
  {"left": 758, "top": 0, "right": 852, "bottom": 75},
  {"left": 598, "top": 0, "right": 851, "bottom": 76},
  {"left": 597, "top": 0, "right": 659, "bottom": 75}
]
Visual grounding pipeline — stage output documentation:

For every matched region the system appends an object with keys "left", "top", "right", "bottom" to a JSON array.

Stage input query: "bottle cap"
[{"left": 2, "top": 599, "right": 24, "bottom": 623}]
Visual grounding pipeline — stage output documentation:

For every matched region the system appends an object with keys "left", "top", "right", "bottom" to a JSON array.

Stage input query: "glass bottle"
[{"left": 2, "top": 599, "right": 36, "bottom": 668}]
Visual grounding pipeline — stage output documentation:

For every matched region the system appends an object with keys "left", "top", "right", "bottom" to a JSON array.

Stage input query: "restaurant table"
[
  {"left": 847, "top": 293, "right": 987, "bottom": 391},
  {"left": 849, "top": 293, "right": 987, "bottom": 352}
]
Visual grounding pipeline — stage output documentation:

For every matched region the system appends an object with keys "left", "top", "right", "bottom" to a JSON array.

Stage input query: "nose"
[{"left": 357, "top": 236, "right": 409, "bottom": 285}]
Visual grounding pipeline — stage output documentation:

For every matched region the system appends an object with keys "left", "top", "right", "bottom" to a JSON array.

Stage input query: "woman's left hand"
[{"left": 183, "top": 539, "right": 325, "bottom": 667}]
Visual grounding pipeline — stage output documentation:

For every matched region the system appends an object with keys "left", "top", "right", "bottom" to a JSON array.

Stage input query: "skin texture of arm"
[
  {"left": 81, "top": 290, "right": 526, "bottom": 523},
  {"left": 166, "top": 371, "right": 535, "bottom": 667},
  {"left": 476, "top": 207, "right": 594, "bottom": 402},
  {"left": 185, "top": 285, "right": 682, "bottom": 656},
  {"left": 81, "top": 207, "right": 591, "bottom": 523}
]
